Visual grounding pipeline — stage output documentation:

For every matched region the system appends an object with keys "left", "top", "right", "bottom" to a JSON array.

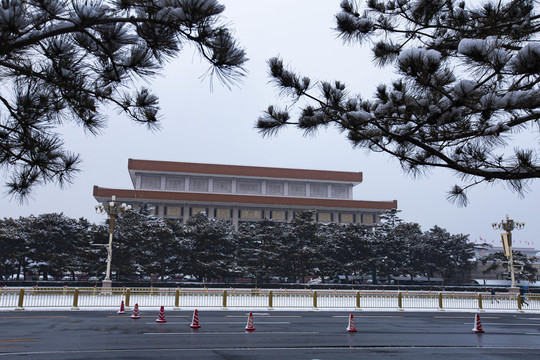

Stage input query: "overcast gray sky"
[{"left": 0, "top": 0, "right": 538, "bottom": 251}]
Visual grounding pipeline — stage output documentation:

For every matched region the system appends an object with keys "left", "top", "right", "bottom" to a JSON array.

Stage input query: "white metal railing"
[
  {"left": 1, "top": 287, "right": 538, "bottom": 312},
  {"left": 271, "top": 289, "right": 313, "bottom": 308},
  {"left": 0, "top": 288, "right": 19, "bottom": 307},
  {"left": 358, "top": 291, "right": 398, "bottom": 309},
  {"left": 402, "top": 292, "right": 439, "bottom": 309}
]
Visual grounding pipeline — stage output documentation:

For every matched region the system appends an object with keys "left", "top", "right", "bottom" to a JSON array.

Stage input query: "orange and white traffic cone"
[
  {"left": 117, "top": 300, "right": 126, "bottom": 314},
  {"left": 131, "top": 303, "right": 141, "bottom": 319},
  {"left": 245, "top": 312, "right": 255, "bottom": 331},
  {"left": 347, "top": 313, "right": 358, "bottom": 332},
  {"left": 190, "top": 309, "right": 201, "bottom": 328},
  {"left": 472, "top": 313, "right": 484, "bottom": 333},
  {"left": 156, "top": 305, "right": 167, "bottom": 323}
]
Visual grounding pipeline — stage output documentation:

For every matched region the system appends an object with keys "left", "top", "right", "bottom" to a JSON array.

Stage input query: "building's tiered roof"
[
  {"left": 93, "top": 186, "right": 397, "bottom": 210},
  {"left": 128, "top": 158, "right": 363, "bottom": 184}
]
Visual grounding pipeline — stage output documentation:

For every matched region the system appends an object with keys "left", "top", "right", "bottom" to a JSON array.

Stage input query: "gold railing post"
[
  {"left": 398, "top": 292, "right": 403, "bottom": 310},
  {"left": 71, "top": 289, "right": 79, "bottom": 310},
  {"left": 125, "top": 288, "right": 131, "bottom": 308},
  {"left": 222, "top": 290, "right": 227, "bottom": 309},
  {"left": 16, "top": 289, "right": 25, "bottom": 310},
  {"left": 356, "top": 291, "right": 361, "bottom": 309},
  {"left": 438, "top": 292, "right": 443, "bottom": 310},
  {"left": 517, "top": 294, "right": 522, "bottom": 310},
  {"left": 313, "top": 291, "right": 318, "bottom": 309},
  {"left": 268, "top": 291, "right": 273, "bottom": 309},
  {"left": 174, "top": 288, "right": 180, "bottom": 310},
  {"left": 478, "top": 293, "right": 483, "bottom": 310}
]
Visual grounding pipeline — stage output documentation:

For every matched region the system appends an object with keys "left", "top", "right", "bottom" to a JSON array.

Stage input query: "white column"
[
  {"left": 182, "top": 205, "right": 189, "bottom": 223},
  {"left": 232, "top": 206, "right": 239, "bottom": 229},
  {"left": 185, "top": 176, "right": 190, "bottom": 191},
  {"left": 287, "top": 208, "right": 294, "bottom": 222}
]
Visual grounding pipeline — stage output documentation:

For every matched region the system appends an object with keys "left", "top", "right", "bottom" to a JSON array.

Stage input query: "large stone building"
[{"left": 93, "top": 159, "right": 397, "bottom": 227}]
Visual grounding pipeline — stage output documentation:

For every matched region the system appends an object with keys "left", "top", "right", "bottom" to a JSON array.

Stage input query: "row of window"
[
  {"left": 151, "top": 205, "right": 376, "bottom": 224},
  {"left": 138, "top": 173, "right": 351, "bottom": 199}
]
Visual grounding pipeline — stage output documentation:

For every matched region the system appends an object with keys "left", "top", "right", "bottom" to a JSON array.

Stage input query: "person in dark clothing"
[
  {"left": 490, "top": 288, "right": 499, "bottom": 303},
  {"left": 519, "top": 287, "right": 529, "bottom": 306}
]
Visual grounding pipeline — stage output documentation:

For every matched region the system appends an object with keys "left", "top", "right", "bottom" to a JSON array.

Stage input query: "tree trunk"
[{"left": 16, "top": 263, "right": 21, "bottom": 280}]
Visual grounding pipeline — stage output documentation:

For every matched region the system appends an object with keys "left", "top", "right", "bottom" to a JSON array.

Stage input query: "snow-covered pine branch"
[
  {"left": 258, "top": 0, "right": 540, "bottom": 205},
  {"left": 0, "top": 0, "right": 247, "bottom": 199}
]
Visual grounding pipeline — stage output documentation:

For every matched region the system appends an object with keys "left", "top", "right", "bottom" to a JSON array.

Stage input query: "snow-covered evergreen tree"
[
  {"left": 25, "top": 213, "right": 83, "bottom": 280},
  {"left": 420, "top": 226, "right": 476, "bottom": 282},
  {"left": 82, "top": 222, "right": 109, "bottom": 279},
  {"left": 137, "top": 217, "right": 181, "bottom": 281},
  {"left": 318, "top": 222, "right": 373, "bottom": 281},
  {"left": 64, "top": 217, "right": 94, "bottom": 280},
  {"left": 481, "top": 250, "right": 538, "bottom": 282},
  {"left": 183, "top": 212, "right": 235, "bottom": 281},
  {"left": 372, "top": 210, "right": 414, "bottom": 282},
  {"left": 1, "top": 0, "right": 247, "bottom": 199},
  {"left": 316, "top": 223, "right": 345, "bottom": 280},
  {"left": 0, "top": 218, "right": 23, "bottom": 279},
  {"left": 415, "top": 226, "right": 448, "bottom": 281},
  {"left": 391, "top": 222, "right": 424, "bottom": 281},
  {"left": 110, "top": 211, "right": 146, "bottom": 280},
  {"left": 7, "top": 216, "right": 32, "bottom": 280},
  {"left": 0, "top": 210, "right": 483, "bottom": 284},
  {"left": 285, "top": 210, "right": 322, "bottom": 283},
  {"left": 237, "top": 219, "right": 285, "bottom": 284},
  {"left": 258, "top": 0, "right": 540, "bottom": 205}
]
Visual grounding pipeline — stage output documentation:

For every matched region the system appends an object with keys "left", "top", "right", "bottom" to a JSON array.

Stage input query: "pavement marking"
[
  {"left": 108, "top": 315, "right": 190, "bottom": 318},
  {"left": 198, "top": 321, "right": 292, "bottom": 324},
  {"left": 525, "top": 333, "right": 540, "bottom": 335},
  {"left": 0, "top": 316, "right": 68, "bottom": 319},
  {"left": 145, "top": 322, "right": 191, "bottom": 325},
  {"left": 463, "top": 323, "right": 540, "bottom": 326},
  {"left": 0, "top": 338, "right": 39, "bottom": 343},
  {"left": 435, "top": 316, "right": 499, "bottom": 319},
  {"left": 5, "top": 345, "right": 540, "bottom": 356},
  {"left": 225, "top": 315, "right": 302, "bottom": 318},
  {"left": 332, "top": 315, "right": 404, "bottom": 318},
  {"left": 143, "top": 331, "right": 320, "bottom": 335},
  {"left": 146, "top": 321, "right": 291, "bottom": 325}
]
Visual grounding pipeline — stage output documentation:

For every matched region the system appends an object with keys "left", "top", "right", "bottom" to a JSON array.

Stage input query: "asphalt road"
[{"left": 1, "top": 310, "right": 540, "bottom": 359}]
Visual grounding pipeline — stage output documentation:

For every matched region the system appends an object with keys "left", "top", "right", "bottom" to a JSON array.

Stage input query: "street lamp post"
[
  {"left": 95, "top": 195, "right": 131, "bottom": 289},
  {"left": 492, "top": 214, "right": 525, "bottom": 293}
]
